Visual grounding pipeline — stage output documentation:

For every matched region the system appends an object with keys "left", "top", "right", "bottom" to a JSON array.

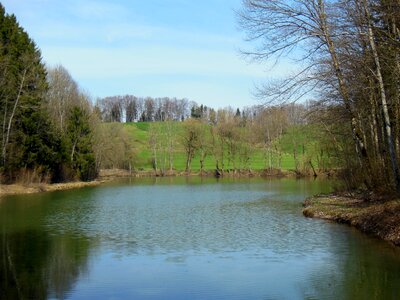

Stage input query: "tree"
[
  {"left": 239, "top": 0, "right": 400, "bottom": 193},
  {"left": 182, "top": 119, "right": 201, "bottom": 173},
  {"left": 66, "top": 106, "right": 97, "bottom": 181},
  {"left": 148, "top": 121, "right": 178, "bottom": 175},
  {"left": 190, "top": 104, "right": 202, "bottom": 119},
  {"left": 144, "top": 97, "right": 155, "bottom": 121},
  {"left": 197, "top": 122, "right": 211, "bottom": 174},
  {"left": 124, "top": 95, "right": 138, "bottom": 122},
  {"left": 0, "top": 4, "right": 56, "bottom": 181},
  {"left": 96, "top": 96, "right": 123, "bottom": 122},
  {"left": 46, "top": 65, "right": 80, "bottom": 133},
  {"left": 93, "top": 123, "right": 136, "bottom": 172},
  {"left": 235, "top": 108, "right": 241, "bottom": 118}
]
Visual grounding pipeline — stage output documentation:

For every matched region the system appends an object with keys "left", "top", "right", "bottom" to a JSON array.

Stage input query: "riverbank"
[
  {"left": 99, "top": 168, "right": 313, "bottom": 178},
  {"left": 1, "top": 168, "right": 331, "bottom": 196},
  {"left": 0, "top": 180, "right": 102, "bottom": 196},
  {"left": 303, "top": 193, "right": 400, "bottom": 246}
]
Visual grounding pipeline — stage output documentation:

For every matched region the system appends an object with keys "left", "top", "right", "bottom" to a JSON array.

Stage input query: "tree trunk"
[
  {"left": 363, "top": 0, "right": 400, "bottom": 191},
  {"left": 71, "top": 140, "right": 77, "bottom": 164},
  {"left": 317, "top": 0, "right": 369, "bottom": 167},
  {"left": 2, "top": 69, "right": 27, "bottom": 166},
  {"left": 152, "top": 146, "right": 157, "bottom": 172},
  {"left": 309, "top": 160, "right": 317, "bottom": 178},
  {"left": 185, "top": 150, "right": 192, "bottom": 173}
]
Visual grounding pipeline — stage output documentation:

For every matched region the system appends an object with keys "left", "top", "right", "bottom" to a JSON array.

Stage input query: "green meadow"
[{"left": 122, "top": 122, "right": 330, "bottom": 173}]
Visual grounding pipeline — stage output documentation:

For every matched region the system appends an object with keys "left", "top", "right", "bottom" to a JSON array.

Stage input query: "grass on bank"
[
  {"left": 303, "top": 194, "right": 400, "bottom": 246},
  {"left": 119, "top": 122, "right": 330, "bottom": 173}
]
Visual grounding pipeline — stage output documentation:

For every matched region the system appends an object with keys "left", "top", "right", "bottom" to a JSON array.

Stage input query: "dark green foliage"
[
  {"left": 190, "top": 105, "right": 202, "bottom": 119},
  {"left": 20, "top": 110, "right": 65, "bottom": 176},
  {"left": 0, "top": 3, "right": 52, "bottom": 181},
  {"left": 67, "top": 106, "right": 97, "bottom": 181},
  {"left": 235, "top": 108, "right": 241, "bottom": 117},
  {"left": 0, "top": 230, "right": 50, "bottom": 299},
  {"left": 0, "top": 4, "right": 97, "bottom": 183}
]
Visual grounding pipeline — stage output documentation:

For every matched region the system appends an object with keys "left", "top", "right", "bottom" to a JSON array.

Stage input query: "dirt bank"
[
  {"left": 0, "top": 169, "right": 290, "bottom": 196},
  {"left": 303, "top": 193, "right": 400, "bottom": 246},
  {"left": 1, "top": 168, "right": 330, "bottom": 196},
  {"left": 0, "top": 180, "right": 102, "bottom": 196},
  {"left": 99, "top": 168, "right": 303, "bottom": 178}
]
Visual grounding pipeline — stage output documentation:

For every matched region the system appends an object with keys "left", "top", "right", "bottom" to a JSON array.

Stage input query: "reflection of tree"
[
  {"left": 339, "top": 237, "right": 400, "bottom": 299},
  {"left": 301, "top": 230, "right": 400, "bottom": 299},
  {"left": 46, "top": 236, "right": 90, "bottom": 299},
  {"left": 1, "top": 230, "right": 50, "bottom": 299},
  {"left": 1, "top": 229, "right": 91, "bottom": 299}
]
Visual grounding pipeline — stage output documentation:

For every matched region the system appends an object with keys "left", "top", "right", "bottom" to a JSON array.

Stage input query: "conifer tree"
[
  {"left": 0, "top": 4, "right": 52, "bottom": 179},
  {"left": 67, "top": 106, "right": 97, "bottom": 181},
  {"left": 0, "top": 4, "right": 64, "bottom": 182}
]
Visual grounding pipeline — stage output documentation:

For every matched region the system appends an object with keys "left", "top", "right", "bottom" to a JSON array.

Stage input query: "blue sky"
[{"left": 2, "top": 0, "right": 293, "bottom": 108}]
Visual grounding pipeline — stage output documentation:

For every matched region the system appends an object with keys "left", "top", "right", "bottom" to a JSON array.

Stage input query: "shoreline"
[
  {"left": 99, "top": 167, "right": 337, "bottom": 179},
  {"left": 0, "top": 180, "right": 103, "bottom": 196},
  {"left": 1, "top": 168, "right": 332, "bottom": 196},
  {"left": 8, "top": 170, "right": 391, "bottom": 247},
  {"left": 303, "top": 193, "right": 400, "bottom": 246}
]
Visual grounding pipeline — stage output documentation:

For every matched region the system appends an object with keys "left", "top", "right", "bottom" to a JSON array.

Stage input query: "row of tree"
[
  {"left": 96, "top": 92, "right": 309, "bottom": 126},
  {"left": 148, "top": 104, "right": 332, "bottom": 176},
  {"left": 95, "top": 95, "right": 193, "bottom": 122},
  {"left": 239, "top": 0, "right": 400, "bottom": 193}
]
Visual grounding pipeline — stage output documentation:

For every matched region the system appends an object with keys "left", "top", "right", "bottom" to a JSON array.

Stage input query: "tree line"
[
  {"left": 95, "top": 95, "right": 192, "bottom": 122},
  {"left": 96, "top": 92, "right": 309, "bottom": 126},
  {"left": 95, "top": 93, "right": 315, "bottom": 177},
  {"left": 96, "top": 95, "right": 247, "bottom": 124},
  {"left": 147, "top": 103, "right": 328, "bottom": 176},
  {"left": 239, "top": 0, "right": 400, "bottom": 194},
  {"left": 0, "top": 2, "right": 338, "bottom": 184}
]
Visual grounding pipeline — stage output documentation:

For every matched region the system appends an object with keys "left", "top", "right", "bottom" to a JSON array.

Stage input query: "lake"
[{"left": 1, "top": 177, "right": 400, "bottom": 299}]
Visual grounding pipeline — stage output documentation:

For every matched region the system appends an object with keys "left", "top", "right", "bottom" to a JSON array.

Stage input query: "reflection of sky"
[
  {"left": 44, "top": 179, "right": 333, "bottom": 256},
  {"left": 54, "top": 179, "right": 335, "bottom": 299},
  {"left": 2, "top": 0, "right": 296, "bottom": 108},
  {"left": 2, "top": 178, "right": 400, "bottom": 299},
  {"left": 72, "top": 251, "right": 332, "bottom": 300}
]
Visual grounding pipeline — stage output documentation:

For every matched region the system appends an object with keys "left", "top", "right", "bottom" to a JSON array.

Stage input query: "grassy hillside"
[{"left": 120, "top": 122, "right": 329, "bottom": 173}]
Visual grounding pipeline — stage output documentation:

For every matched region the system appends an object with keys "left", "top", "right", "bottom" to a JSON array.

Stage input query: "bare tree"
[
  {"left": 124, "top": 95, "right": 138, "bottom": 122},
  {"left": 239, "top": 0, "right": 400, "bottom": 192},
  {"left": 46, "top": 65, "right": 80, "bottom": 133},
  {"left": 182, "top": 119, "right": 202, "bottom": 173}
]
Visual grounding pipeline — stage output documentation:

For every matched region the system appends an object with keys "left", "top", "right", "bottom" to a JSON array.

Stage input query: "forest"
[{"left": 1, "top": 0, "right": 400, "bottom": 195}]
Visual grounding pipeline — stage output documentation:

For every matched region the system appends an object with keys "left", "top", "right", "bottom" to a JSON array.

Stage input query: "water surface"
[{"left": 1, "top": 177, "right": 400, "bottom": 299}]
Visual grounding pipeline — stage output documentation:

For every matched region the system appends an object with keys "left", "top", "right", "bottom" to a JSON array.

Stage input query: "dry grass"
[
  {"left": 99, "top": 169, "right": 133, "bottom": 178},
  {"left": 15, "top": 167, "right": 52, "bottom": 185},
  {"left": 303, "top": 194, "right": 400, "bottom": 246},
  {"left": 0, "top": 181, "right": 101, "bottom": 196}
]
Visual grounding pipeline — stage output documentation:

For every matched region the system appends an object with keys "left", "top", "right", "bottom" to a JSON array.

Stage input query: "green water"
[{"left": 1, "top": 177, "right": 399, "bottom": 299}]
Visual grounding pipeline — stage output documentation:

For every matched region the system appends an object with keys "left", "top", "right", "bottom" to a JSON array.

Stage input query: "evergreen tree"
[
  {"left": 0, "top": 4, "right": 56, "bottom": 181},
  {"left": 66, "top": 106, "right": 97, "bottom": 181},
  {"left": 19, "top": 109, "right": 65, "bottom": 178},
  {"left": 235, "top": 108, "right": 241, "bottom": 118}
]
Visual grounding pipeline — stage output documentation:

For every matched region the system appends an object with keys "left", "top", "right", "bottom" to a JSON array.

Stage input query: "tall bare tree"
[
  {"left": 46, "top": 65, "right": 80, "bottom": 133},
  {"left": 239, "top": 0, "right": 400, "bottom": 192}
]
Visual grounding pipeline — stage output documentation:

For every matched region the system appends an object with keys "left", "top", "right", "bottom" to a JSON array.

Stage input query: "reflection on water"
[
  {"left": 0, "top": 230, "right": 91, "bottom": 299},
  {"left": 1, "top": 177, "right": 400, "bottom": 299}
]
